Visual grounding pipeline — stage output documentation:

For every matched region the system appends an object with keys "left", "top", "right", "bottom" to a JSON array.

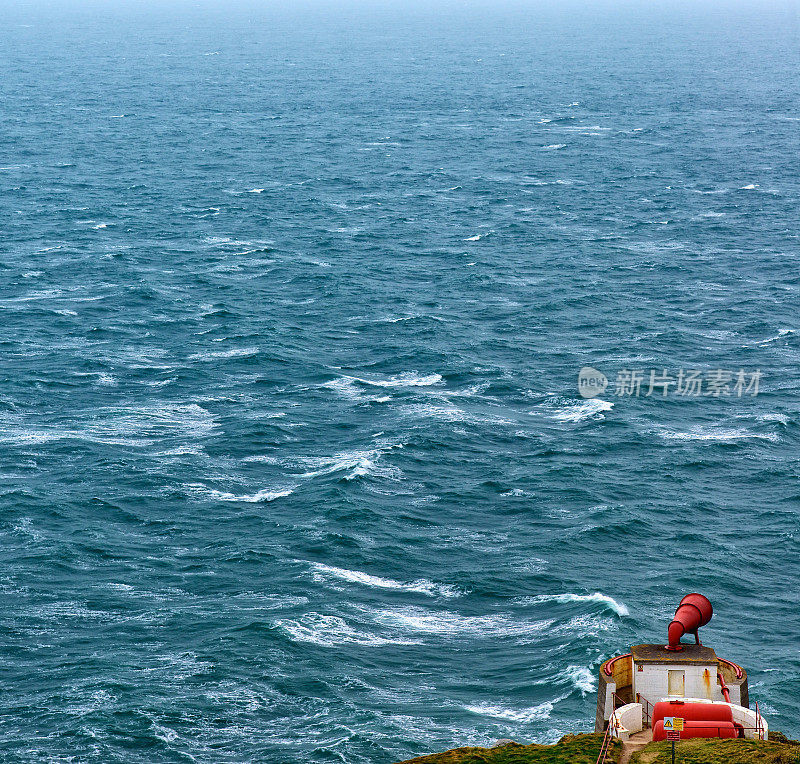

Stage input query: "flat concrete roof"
[{"left": 632, "top": 643, "right": 718, "bottom": 665}]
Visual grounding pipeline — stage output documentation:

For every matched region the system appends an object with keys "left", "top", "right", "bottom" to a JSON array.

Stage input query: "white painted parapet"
[{"left": 609, "top": 703, "right": 643, "bottom": 741}]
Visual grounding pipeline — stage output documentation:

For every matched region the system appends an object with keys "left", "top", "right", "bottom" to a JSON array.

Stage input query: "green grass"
[
  {"left": 397, "top": 734, "right": 800, "bottom": 764},
  {"left": 631, "top": 739, "right": 800, "bottom": 764},
  {"left": 396, "top": 733, "right": 622, "bottom": 763}
]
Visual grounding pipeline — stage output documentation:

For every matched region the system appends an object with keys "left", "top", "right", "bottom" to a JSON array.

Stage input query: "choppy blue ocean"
[{"left": 1, "top": 2, "right": 799, "bottom": 761}]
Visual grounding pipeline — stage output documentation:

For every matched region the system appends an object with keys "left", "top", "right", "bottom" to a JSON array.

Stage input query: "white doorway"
[{"left": 668, "top": 670, "right": 685, "bottom": 696}]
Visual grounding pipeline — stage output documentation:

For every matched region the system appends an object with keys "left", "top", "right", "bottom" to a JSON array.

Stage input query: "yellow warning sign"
[{"left": 664, "top": 717, "right": 684, "bottom": 731}]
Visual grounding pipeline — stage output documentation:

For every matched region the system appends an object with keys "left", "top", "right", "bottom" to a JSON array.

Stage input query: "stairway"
[{"left": 620, "top": 729, "right": 653, "bottom": 764}]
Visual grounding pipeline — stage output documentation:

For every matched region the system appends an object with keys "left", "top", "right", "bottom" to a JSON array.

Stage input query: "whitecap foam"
[
  {"left": 659, "top": 426, "right": 778, "bottom": 443},
  {"left": 154, "top": 445, "right": 206, "bottom": 456},
  {"left": 522, "top": 592, "right": 629, "bottom": 616},
  {"left": 319, "top": 376, "right": 365, "bottom": 400},
  {"left": 542, "top": 144, "right": 566, "bottom": 150},
  {"left": 107, "top": 402, "right": 217, "bottom": 437},
  {"left": 297, "top": 448, "right": 401, "bottom": 481},
  {"left": 188, "top": 347, "right": 259, "bottom": 361},
  {"left": 554, "top": 613, "right": 615, "bottom": 636},
  {"left": 531, "top": 397, "right": 613, "bottom": 423},
  {"left": 400, "top": 402, "right": 512, "bottom": 425},
  {"left": 757, "top": 413, "right": 789, "bottom": 424},
  {"left": 559, "top": 665, "right": 597, "bottom": 694},
  {"left": 464, "top": 696, "right": 567, "bottom": 723},
  {"left": 276, "top": 613, "right": 420, "bottom": 647},
  {"left": 351, "top": 372, "right": 442, "bottom": 388},
  {"left": 308, "top": 562, "right": 460, "bottom": 598},
  {"left": 320, "top": 373, "right": 441, "bottom": 404},
  {"left": 755, "top": 328, "right": 794, "bottom": 346},
  {"left": 366, "top": 605, "right": 552, "bottom": 639},
  {"left": 185, "top": 483, "right": 296, "bottom": 502},
  {"left": 248, "top": 188, "right": 264, "bottom": 193}
]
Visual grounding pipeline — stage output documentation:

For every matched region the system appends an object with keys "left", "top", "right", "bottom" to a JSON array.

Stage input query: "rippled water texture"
[{"left": 1, "top": 2, "right": 799, "bottom": 762}]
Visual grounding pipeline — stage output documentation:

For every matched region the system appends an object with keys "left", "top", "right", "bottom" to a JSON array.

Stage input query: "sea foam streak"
[
  {"left": 659, "top": 426, "right": 778, "bottom": 443},
  {"left": 308, "top": 562, "right": 460, "bottom": 598},
  {"left": 188, "top": 347, "right": 259, "bottom": 361},
  {"left": 464, "top": 695, "right": 569, "bottom": 723},
  {"left": 276, "top": 613, "right": 421, "bottom": 647},
  {"left": 366, "top": 605, "right": 553, "bottom": 638}
]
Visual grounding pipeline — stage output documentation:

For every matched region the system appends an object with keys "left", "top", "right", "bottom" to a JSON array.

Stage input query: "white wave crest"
[
  {"left": 276, "top": 613, "right": 421, "bottom": 647},
  {"left": 532, "top": 397, "right": 613, "bottom": 422},
  {"left": 298, "top": 447, "right": 401, "bottom": 481},
  {"left": 350, "top": 372, "right": 443, "bottom": 388},
  {"left": 188, "top": 347, "right": 259, "bottom": 361},
  {"left": 185, "top": 484, "right": 295, "bottom": 502},
  {"left": 464, "top": 696, "right": 568, "bottom": 723},
  {"left": 522, "top": 592, "right": 629, "bottom": 616},
  {"left": 559, "top": 665, "right": 597, "bottom": 694},
  {"left": 755, "top": 328, "right": 794, "bottom": 346},
  {"left": 308, "top": 562, "right": 460, "bottom": 598}
]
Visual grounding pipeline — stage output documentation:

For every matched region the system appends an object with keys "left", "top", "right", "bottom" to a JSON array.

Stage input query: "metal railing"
[
  {"left": 718, "top": 657, "right": 744, "bottom": 679},
  {"left": 755, "top": 700, "right": 764, "bottom": 741},
  {"left": 594, "top": 715, "right": 617, "bottom": 764},
  {"left": 612, "top": 691, "right": 628, "bottom": 710},
  {"left": 636, "top": 693, "right": 655, "bottom": 727},
  {"left": 602, "top": 653, "right": 632, "bottom": 677}
]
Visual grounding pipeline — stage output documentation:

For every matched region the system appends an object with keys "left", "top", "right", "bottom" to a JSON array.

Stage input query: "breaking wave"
[
  {"left": 307, "top": 562, "right": 460, "bottom": 598},
  {"left": 184, "top": 484, "right": 296, "bottom": 502},
  {"left": 521, "top": 592, "right": 629, "bottom": 616},
  {"left": 531, "top": 397, "right": 614, "bottom": 422},
  {"left": 464, "top": 696, "right": 569, "bottom": 723},
  {"left": 275, "top": 613, "right": 421, "bottom": 647}
]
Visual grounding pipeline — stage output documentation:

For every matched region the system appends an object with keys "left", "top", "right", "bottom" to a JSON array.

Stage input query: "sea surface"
[{"left": 1, "top": 2, "right": 799, "bottom": 762}]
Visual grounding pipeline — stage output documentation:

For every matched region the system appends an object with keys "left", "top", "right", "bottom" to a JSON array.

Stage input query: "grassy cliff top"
[
  {"left": 396, "top": 734, "right": 620, "bottom": 763},
  {"left": 396, "top": 733, "right": 800, "bottom": 764},
  {"left": 631, "top": 738, "right": 800, "bottom": 764}
]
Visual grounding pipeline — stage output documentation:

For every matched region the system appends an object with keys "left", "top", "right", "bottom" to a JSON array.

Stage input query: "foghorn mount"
[{"left": 665, "top": 593, "right": 714, "bottom": 651}]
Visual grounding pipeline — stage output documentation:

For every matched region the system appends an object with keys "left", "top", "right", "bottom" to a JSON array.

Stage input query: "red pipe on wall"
[
  {"left": 718, "top": 672, "right": 731, "bottom": 703},
  {"left": 666, "top": 593, "right": 713, "bottom": 651}
]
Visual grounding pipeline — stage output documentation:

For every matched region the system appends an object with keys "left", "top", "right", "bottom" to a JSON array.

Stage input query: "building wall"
[
  {"left": 596, "top": 672, "right": 614, "bottom": 732},
  {"left": 633, "top": 662, "right": 721, "bottom": 703}
]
